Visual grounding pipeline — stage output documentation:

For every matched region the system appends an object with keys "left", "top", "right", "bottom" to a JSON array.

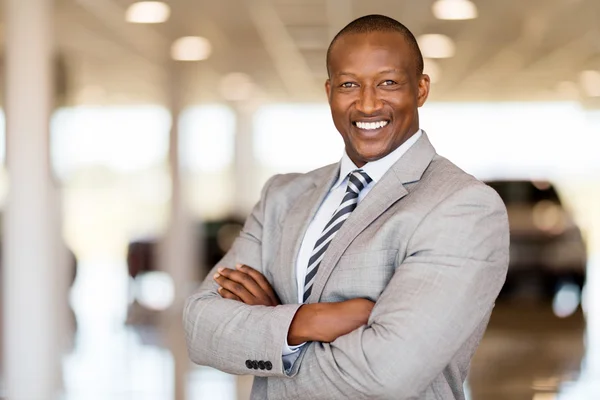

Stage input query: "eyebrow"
[{"left": 378, "top": 69, "right": 404, "bottom": 75}]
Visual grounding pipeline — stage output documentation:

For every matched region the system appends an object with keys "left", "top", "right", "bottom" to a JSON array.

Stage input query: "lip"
[{"left": 352, "top": 118, "right": 390, "bottom": 124}]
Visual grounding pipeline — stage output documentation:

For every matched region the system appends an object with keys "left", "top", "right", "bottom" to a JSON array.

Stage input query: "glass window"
[
  {"left": 180, "top": 104, "right": 236, "bottom": 220},
  {"left": 254, "top": 104, "right": 343, "bottom": 173},
  {"left": 420, "top": 102, "right": 591, "bottom": 179},
  {"left": 51, "top": 106, "right": 171, "bottom": 180},
  {"left": 179, "top": 105, "right": 235, "bottom": 173}
]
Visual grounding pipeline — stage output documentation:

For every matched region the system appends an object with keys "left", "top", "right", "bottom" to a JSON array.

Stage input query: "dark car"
[
  {"left": 126, "top": 217, "right": 244, "bottom": 282},
  {"left": 485, "top": 180, "right": 587, "bottom": 298}
]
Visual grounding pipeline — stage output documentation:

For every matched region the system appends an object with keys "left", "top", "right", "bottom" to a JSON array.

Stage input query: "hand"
[
  {"left": 214, "top": 264, "right": 281, "bottom": 306},
  {"left": 287, "top": 298, "right": 375, "bottom": 345}
]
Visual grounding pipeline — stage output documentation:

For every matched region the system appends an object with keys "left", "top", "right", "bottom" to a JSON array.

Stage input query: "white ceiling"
[{"left": 48, "top": 0, "right": 600, "bottom": 107}]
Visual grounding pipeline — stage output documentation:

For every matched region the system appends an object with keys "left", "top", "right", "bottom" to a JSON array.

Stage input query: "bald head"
[{"left": 326, "top": 14, "right": 424, "bottom": 78}]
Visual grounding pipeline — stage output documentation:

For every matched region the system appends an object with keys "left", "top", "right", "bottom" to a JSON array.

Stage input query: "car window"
[{"left": 486, "top": 181, "right": 561, "bottom": 205}]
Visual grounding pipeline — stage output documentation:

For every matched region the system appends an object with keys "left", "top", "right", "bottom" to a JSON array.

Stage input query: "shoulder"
[
  {"left": 418, "top": 155, "right": 505, "bottom": 211},
  {"left": 256, "top": 163, "right": 338, "bottom": 221},
  {"left": 262, "top": 163, "right": 338, "bottom": 197}
]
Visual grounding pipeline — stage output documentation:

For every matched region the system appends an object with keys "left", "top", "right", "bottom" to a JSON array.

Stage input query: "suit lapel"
[
  {"left": 276, "top": 165, "right": 339, "bottom": 304},
  {"left": 308, "top": 132, "right": 438, "bottom": 303}
]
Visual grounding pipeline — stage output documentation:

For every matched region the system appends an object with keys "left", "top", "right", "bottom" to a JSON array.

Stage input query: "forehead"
[{"left": 328, "top": 31, "right": 415, "bottom": 75}]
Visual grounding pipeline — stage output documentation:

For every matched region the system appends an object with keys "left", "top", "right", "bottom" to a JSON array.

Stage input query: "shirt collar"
[{"left": 332, "top": 129, "right": 423, "bottom": 190}]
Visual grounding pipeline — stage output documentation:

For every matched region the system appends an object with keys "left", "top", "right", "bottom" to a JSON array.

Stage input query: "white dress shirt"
[{"left": 282, "top": 130, "right": 423, "bottom": 369}]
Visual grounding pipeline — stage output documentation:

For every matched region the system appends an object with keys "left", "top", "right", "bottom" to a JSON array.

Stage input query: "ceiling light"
[
  {"left": 219, "top": 73, "right": 256, "bottom": 101},
  {"left": 423, "top": 58, "right": 441, "bottom": 83},
  {"left": 579, "top": 70, "right": 600, "bottom": 97},
  {"left": 418, "top": 34, "right": 456, "bottom": 59},
  {"left": 171, "top": 36, "right": 212, "bottom": 61},
  {"left": 432, "top": 0, "right": 478, "bottom": 20},
  {"left": 125, "top": 1, "right": 170, "bottom": 24}
]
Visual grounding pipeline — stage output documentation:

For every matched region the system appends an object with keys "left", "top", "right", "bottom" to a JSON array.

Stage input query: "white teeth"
[{"left": 356, "top": 121, "right": 388, "bottom": 130}]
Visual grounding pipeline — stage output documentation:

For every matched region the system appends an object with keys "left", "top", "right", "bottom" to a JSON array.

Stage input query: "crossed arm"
[
  {"left": 184, "top": 180, "right": 509, "bottom": 399},
  {"left": 214, "top": 264, "right": 375, "bottom": 345}
]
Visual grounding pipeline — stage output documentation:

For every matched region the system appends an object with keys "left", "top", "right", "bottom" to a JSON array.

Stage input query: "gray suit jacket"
[{"left": 184, "top": 132, "right": 509, "bottom": 399}]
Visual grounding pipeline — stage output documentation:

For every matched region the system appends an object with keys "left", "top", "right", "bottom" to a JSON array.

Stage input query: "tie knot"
[{"left": 347, "top": 169, "right": 372, "bottom": 194}]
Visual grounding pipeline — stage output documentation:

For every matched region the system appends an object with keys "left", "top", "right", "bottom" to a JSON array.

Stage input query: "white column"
[
  {"left": 159, "top": 62, "right": 196, "bottom": 400},
  {"left": 3, "top": 0, "right": 58, "bottom": 399},
  {"left": 233, "top": 102, "right": 259, "bottom": 217}
]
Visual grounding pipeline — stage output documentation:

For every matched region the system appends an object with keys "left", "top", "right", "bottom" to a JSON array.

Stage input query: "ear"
[
  {"left": 417, "top": 74, "right": 431, "bottom": 107},
  {"left": 325, "top": 79, "right": 332, "bottom": 101}
]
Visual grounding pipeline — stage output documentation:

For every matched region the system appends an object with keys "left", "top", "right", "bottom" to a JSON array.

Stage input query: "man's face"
[{"left": 326, "top": 31, "right": 430, "bottom": 167}]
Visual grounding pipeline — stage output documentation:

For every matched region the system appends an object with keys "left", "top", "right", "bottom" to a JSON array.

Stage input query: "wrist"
[{"left": 287, "top": 304, "right": 320, "bottom": 345}]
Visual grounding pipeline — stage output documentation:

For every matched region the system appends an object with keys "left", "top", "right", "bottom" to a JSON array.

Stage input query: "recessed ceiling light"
[
  {"left": 418, "top": 34, "right": 456, "bottom": 59},
  {"left": 423, "top": 58, "right": 441, "bottom": 83},
  {"left": 125, "top": 1, "right": 170, "bottom": 24},
  {"left": 579, "top": 70, "right": 600, "bottom": 97},
  {"left": 171, "top": 36, "right": 212, "bottom": 61},
  {"left": 432, "top": 0, "right": 478, "bottom": 20}
]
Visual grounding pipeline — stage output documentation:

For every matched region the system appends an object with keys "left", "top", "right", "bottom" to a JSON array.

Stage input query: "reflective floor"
[{"left": 56, "top": 256, "right": 600, "bottom": 399}]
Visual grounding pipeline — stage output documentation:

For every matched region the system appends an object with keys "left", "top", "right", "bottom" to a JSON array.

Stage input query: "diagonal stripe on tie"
[{"left": 303, "top": 169, "right": 372, "bottom": 303}]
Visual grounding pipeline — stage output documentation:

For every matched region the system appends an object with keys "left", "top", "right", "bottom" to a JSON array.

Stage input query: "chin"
[{"left": 351, "top": 148, "right": 389, "bottom": 165}]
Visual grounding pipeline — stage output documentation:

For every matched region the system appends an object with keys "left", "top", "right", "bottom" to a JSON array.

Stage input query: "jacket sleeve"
[
  {"left": 183, "top": 175, "right": 302, "bottom": 377},
  {"left": 266, "top": 183, "right": 510, "bottom": 399}
]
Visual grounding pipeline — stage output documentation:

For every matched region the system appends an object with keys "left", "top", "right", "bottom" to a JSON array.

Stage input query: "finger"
[
  {"left": 218, "top": 287, "right": 241, "bottom": 302},
  {"left": 214, "top": 272, "right": 254, "bottom": 303},
  {"left": 236, "top": 264, "right": 280, "bottom": 303},
  {"left": 217, "top": 267, "right": 264, "bottom": 298}
]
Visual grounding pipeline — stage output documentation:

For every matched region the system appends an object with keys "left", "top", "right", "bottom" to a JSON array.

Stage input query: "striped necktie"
[{"left": 302, "top": 169, "right": 372, "bottom": 303}]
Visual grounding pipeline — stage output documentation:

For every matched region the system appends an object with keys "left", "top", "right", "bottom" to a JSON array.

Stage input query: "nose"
[{"left": 355, "top": 86, "right": 383, "bottom": 115}]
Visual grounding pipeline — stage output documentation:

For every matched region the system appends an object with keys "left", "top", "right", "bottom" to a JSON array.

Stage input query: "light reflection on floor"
[
  {"left": 61, "top": 257, "right": 600, "bottom": 399},
  {"left": 63, "top": 261, "right": 174, "bottom": 400}
]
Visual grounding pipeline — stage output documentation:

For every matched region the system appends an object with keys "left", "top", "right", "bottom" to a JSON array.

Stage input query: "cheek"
[
  {"left": 331, "top": 106, "right": 346, "bottom": 119},
  {"left": 392, "top": 103, "right": 415, "bottom": 121},
  {"left": 331, "top": 102, "right": 349, "bottom": 116}
]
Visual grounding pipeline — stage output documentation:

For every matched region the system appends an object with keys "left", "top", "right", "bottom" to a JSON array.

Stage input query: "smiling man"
[{"left": 184, "top": 14, "right": 509, "bottom": 400}]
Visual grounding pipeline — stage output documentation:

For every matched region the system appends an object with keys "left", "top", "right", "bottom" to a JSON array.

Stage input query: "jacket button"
[
  {"left": 258, "top": 361, "right": 266, "bottom": 370},
  {"left": 245, "top": 360, "right": 253, "bottom": 369},
  {"left": 252, "top": 360, "right": 259, "bottom": 369},
  {"left": 265, "top": 361, "right": 272, "bottom": 370}
]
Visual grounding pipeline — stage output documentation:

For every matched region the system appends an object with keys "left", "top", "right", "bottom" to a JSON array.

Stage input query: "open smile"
[{"left": 352, "top": 120, "right": 390, "bottom": 131}]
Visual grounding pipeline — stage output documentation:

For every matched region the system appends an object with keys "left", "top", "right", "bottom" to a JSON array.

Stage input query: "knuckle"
[{"left": 232, "top": 283, "right": 244, "bottom": 293}]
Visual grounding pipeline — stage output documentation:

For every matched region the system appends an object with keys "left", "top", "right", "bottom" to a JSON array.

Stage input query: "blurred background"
[{"left": 1, "top": 0, "right": 600, "bottom": 399}]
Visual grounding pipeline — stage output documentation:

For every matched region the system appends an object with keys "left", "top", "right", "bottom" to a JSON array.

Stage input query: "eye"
[
  {"left": 380, "top": 80, "right": 397, "bottom": 86},
  {"left": 340, "top": 82, "right": 358, "bottom": 88}
]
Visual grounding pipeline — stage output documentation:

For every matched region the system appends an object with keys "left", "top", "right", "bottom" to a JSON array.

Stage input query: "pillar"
[
  {"left": 3, "top": 0, "right": 59, "bottom": 399},
  {"left": 159, "top": 62, "right": 196, "bottom": 400},
  {"left": 233, "top": 102, "right": 259, "bottom": 217}
]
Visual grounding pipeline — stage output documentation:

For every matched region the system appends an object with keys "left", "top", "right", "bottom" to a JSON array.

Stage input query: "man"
[{"left": 184, "top": 14, "right": 509, "bottom": 400}]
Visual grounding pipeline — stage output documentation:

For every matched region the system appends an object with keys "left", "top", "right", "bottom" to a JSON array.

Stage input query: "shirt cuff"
[{"left": 282, "top": 340, "right": 305, "bottom": 356}]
